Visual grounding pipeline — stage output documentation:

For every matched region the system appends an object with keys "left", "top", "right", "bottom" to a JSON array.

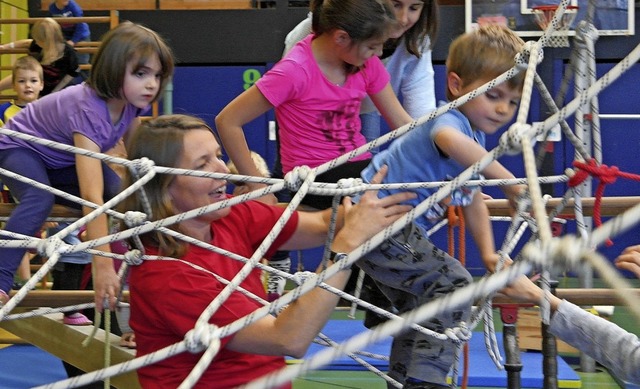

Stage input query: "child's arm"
[
  {"left": 279, "top": 166, "right": 415, "bottom": 251},
  {"left": 73, "top": 133, "right": 120, "bottom": 311},
  {"left": 51, "top": 74, "right": 75, "bottom": 94},
  {"left": 0, "top": 75, "right": 13, "bottom": 92},
  {"left": 0, "top": 39, "right": 33, "bottom": 51},
  {"left": 369, "top": 84, "right": 413, "bottom": 131},
  {"left": 463, "top": 191, "right": 499, "bottom": 272},
  {"left": 216, "top": 86, "right": 277, "bottom": 204},
  {"left": 228, "top": 166, "right": 414, "bottom": 356},
  {"left": 434, "top": 128, "right": 525, "bottom": 210}
]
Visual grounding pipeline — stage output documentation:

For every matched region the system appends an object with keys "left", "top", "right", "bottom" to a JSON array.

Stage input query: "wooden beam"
[
  {"left": 160, "top": 0, "right": 252, "bottom": 9},
  {"left": 0, "top": 16, "right": 113, "bottom": 25},
  {"left": 493, "top": 288, "right": 640, "bottom": 306},
  {"left": 10, "top": 290, "right": 130, "bottom": 308},
  {"left": 485, "top": 196, "right": 639, "bottom": 217},
  {"left": 41, "top": 0, "right": 156, "bottom": 11},
  {"left": 0, "top": 312, "right": 139, "bottom": 389},
  {"left": 0, "top": 204, "right": 81, "bottom": 218}
]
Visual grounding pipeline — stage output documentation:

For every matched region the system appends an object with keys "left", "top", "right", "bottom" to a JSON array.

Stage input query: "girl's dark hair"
[
  {"left": 310, "top": 0, "right": 396, "bottom": 43},
  {"left": 120, "top": 114, "right": 215, "bottom": 258},
  {"left": 88, "top": 22, "right": 175, "bottom": 102},
  {"left": 402, "top": 0, "right": 439, "bottom": 56}
]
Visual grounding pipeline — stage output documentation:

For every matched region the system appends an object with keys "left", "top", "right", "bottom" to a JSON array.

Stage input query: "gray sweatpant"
[{"left": 357, "top": 222, "right": 472, "bottom": 387}]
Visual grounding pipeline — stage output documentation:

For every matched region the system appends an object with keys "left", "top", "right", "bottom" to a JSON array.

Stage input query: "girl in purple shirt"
[{"left": 0, "top": 22, "right": 174, "bottom": 312}]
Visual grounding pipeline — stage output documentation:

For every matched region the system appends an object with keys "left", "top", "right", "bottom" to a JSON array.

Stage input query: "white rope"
[{"left": 4, "top": 10, "right": 640, "bottom": 388}]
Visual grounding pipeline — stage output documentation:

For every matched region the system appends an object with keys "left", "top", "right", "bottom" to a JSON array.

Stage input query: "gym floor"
[{"left": 291, "top": 275, "right": 640, "bottom": 389}]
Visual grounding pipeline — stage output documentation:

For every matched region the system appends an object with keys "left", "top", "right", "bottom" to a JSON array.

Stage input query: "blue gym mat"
[
  {"left": 0, "top": 344, "right": 67, "bottom": 388},
  {"left": 288, "top": 320, "right": 581, "bottom": 388}
]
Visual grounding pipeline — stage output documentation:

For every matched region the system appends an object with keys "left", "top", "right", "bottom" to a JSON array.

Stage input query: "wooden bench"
[
  {"left": 0, "top": 310, "right": 139, "bottom": 389},
  {"left": 0, "top": 203, "right": 82, "bottom": 220},
  {"left": 40, "top": 0, "right": 253, "bottom": 11},
  {"left": 160, "top": 0, "right": 252, "bottom": 9},
  {"left": 41, "top": 0, "right": 156, "bottom": 11},
  {"left": 484, "top": 196, "right": 639, "bottom": 217}
]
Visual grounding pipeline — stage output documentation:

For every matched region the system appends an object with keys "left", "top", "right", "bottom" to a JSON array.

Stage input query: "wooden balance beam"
[
  {"left": 9, "top": 290, "right": 130, "bottom": 308},
  {"left": 0, "top": 204, "right": 81, "bottom": 221},
  {"left": 9, "top": 288, "right": 637, "bottom": 309},
  {"left": 485, "top": 196, "right": 639, "bottom": 217},
  {"left": 3, "top": 286, "right": 637, "bottom": 389},
  {"left": 493, "top": 288, "right": 640, "bottom": 306},
  {"left": 0, "top": 311, "right": 139, "bottom": 389}
]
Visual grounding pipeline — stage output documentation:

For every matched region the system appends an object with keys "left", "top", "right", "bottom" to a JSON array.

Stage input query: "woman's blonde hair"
[
  {"left": 88, "top": 22, "right": 175, "bottom": 103},
  {"left": 30, "top": 18, "right": 65, "bottom": 65},
  {"left": 120, "top": 114, "right": 215, "bottom": 258}
]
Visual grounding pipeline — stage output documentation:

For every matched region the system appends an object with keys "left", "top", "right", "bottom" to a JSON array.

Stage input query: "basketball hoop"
[{"left": 532, "top": 4, "right": 579, "bottom": 47}]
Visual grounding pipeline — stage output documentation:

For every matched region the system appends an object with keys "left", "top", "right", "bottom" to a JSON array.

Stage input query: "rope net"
[{"left": 1, "top": 2, "right": 640, "bottom": 387}]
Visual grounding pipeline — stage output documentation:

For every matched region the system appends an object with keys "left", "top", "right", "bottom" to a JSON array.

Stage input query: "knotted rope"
[{"left": 569, "top": 158, "right": 640, "bottom": 245}]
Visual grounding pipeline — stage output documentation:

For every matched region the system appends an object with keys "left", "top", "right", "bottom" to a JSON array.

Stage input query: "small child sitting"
[
  {"left": 0, "top": 56, "right": 44, "bottom": 126},
  {"left": 0, "top": 56, "right": 44, "bottom": 290},
  {"left": 226, "top": 151, "right": 291, "bottom": 301}
]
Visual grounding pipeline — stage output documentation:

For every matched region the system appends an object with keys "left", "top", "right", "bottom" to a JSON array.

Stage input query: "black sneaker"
[
  {"left": 12, "top": 281, "right": 24, "bottom": 290},
  {"left": 404, "top": 378, "right": 449, "bottom": 389}
]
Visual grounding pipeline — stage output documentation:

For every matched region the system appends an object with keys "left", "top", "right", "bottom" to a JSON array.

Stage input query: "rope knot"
[
  {"left": 569, "top": 158, "right": 619, "bottom": 186},
  {"left": 574, "top": 20, "right": 600, "bottom": 45},
  {"left": 184, "top": 323, "right": 221, "bottom": 354},
  {"left": 39, "top": 235, "right": 67, "bottom": 259},
  {"left": 284, "top": 166, "right": 312, "bottom": 192},
  {"left": 291, "top": 271, "right": 315, "bottom": 286},
  {"left": 130, "top": 157, "right": 155, "bottom": 178},
  {"left": 445, "top": 322, "right": 472, "bottom": 343},
  {"left": 499, "top": 123, "right": 529, "bottom": 155},
  {"left": 123, "top": 249, "right": 143, "bottom": 266},
  {"left": 599, "top": 164, "right": 619, "bottom": 185},
  {"left": 569, "top": 158, "right": 625, "bottom": 246},
  {"left": 336, "top": 177, "right": 361, "bottom": 190},
  {"left": 124, "top": 211, "right": 148, "bottom": 227},
  {"left": 516, "top": 40, "right": 544, "bottom": 70}
]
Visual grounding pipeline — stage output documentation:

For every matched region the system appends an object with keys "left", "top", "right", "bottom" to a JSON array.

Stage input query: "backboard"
[{"left": 465, "top": 0, "right": 635, "bottom": 36}]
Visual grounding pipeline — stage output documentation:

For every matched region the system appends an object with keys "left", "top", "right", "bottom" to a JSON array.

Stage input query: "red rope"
[{"left": 568, "top": 158, "right": 640, "bottom": 246}]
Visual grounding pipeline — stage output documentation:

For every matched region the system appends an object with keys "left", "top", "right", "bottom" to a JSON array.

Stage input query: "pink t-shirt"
[{"left": 257, "top": 34, "right": 390, "bottom": 173}]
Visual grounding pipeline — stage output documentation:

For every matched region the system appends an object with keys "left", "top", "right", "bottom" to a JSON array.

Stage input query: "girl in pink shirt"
[{"left": 216, "top": 0, "right": 413, "bottom": 210}]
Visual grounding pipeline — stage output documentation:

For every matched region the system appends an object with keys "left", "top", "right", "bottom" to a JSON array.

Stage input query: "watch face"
[{"left": 330, "top": 251, "right": 351, "bottom": 270}]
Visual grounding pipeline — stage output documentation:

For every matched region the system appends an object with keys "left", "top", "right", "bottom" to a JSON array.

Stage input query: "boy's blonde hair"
[
  {"left": 226, "top": 151, "right": 270, "bottom": 178},
  {"left": 445, "top": 24, "right": 525, "bottom": 101},
  {"left": 12, "top": 56, "right": 43, "bottom": 82}
]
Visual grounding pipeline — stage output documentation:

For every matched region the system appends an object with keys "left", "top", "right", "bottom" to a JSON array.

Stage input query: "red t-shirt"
[{"left": 130, "top": 201, "right": 299, "bottom": 388}]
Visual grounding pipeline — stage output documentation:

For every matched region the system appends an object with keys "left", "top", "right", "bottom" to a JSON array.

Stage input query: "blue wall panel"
[
  {"left": 171, "top": 65, "right": 276, "bottom": 168},
  {"left": 171, "top": 63, "right": 639, "bottom": 276}
]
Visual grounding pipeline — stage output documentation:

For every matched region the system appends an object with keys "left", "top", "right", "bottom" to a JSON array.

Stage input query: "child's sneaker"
[
  {"left": 266, "top": 255, "right": 291, "bottom": 297},
  {"left": 63, "top": 312, "right": 93, "bottom": 326}
]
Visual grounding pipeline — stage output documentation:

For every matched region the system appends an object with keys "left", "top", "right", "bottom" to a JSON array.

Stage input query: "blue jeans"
[{"left": 0, "top": 147, "right": 120, "bottom": 293}]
